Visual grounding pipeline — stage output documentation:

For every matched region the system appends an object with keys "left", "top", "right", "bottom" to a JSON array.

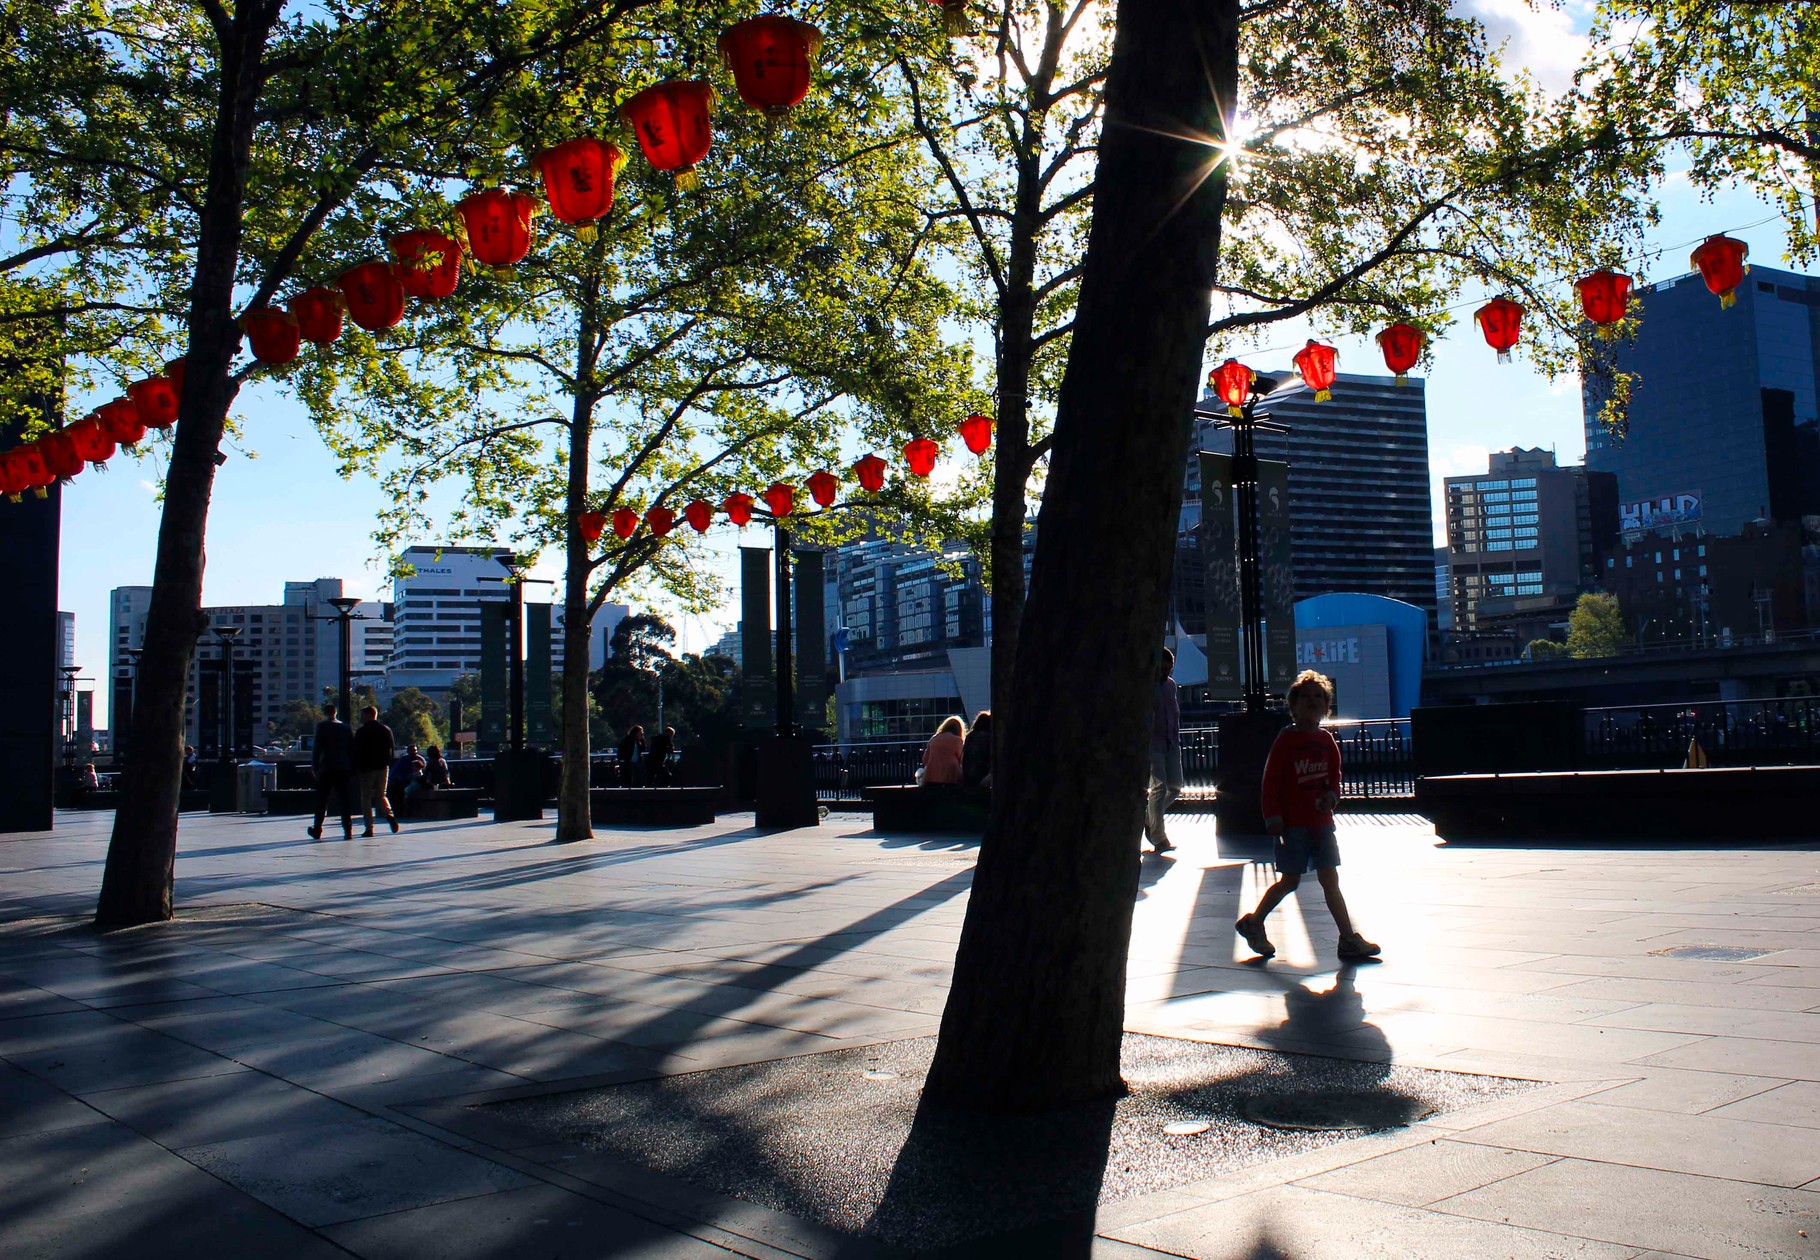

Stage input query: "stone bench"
[
  {"left": 589, "top": 787, "right": 721, "bottom": 826},
  {"left": 1417, "top": 766, "right": 1820, "bottom": 842},
  {"left": 410, "top": 788, "right": 481, "bottom": 820},
  {"left": 864, "top": 784, "right": 990, "bottom": 834},
  {"left": 65, "top": 789, "right": 212, "bottom": 812}
]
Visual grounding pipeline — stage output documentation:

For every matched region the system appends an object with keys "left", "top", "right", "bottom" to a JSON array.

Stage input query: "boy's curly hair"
[{"left": 1288, "top": 669, "right": 1334, "bottom": 710}]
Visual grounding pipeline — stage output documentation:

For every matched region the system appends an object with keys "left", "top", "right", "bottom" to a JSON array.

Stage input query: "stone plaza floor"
[{"left": 1, "top": 807, "right": 1817, "bottom": 1258}]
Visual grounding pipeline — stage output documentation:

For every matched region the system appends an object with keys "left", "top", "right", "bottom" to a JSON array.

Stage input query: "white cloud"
[
  {"left": 1456, "top": 0, "right": 1591, "bottom": 96},
  {"left": 1433, "top": 442, "right": 1493, "bottom": 478}
]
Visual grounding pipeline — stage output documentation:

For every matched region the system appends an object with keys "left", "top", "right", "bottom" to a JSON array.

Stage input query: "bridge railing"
[{"left": 1581, "top": 697, "right": 1820, "bottom": 769}]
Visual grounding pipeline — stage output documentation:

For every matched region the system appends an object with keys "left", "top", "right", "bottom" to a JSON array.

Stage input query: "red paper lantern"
[
  {"left": 1292, "top": 340, "right": 1338, "bottom": 402},
  {"left": 338, "top": 262, "right": 407, "bottom": 331},
  {"left": 959, "top": 413, "right": 993, "bottom": 454},
  {"left": 903, "top": 438, "right": 939, "bottom": 477},
  {"left": 456, "top": 189, "right": 537, "bottom": 277},
  {"left": 577, "top": 510, "right": 607, "bottom": 542},
  {"left": 854, "top": 453, "right": 887, "bottom": 493},
  {"left": 762, "top": 481, "right": 796, "bottom": 517},
  {"left": 241, "top": 307, "right": 301, "bottom": 364},
  {"left": 390, "top": 229, "right": 464, "bottom": 300},
  {"left": 718, "top": 17, "right": 823, "bottom": 117},
  {"left": 165, "top": 357, "right": 187, "bottom": 402},
  {"left": 7, "top": 446, "right": 51, "bottom": 498},
  {"left": 929, "top": 0, "right": 969, "bottom": 34},
  {"left": 724, "top": 492, "right": 755, "bottom": 526},
  {"left": 1375, "top": 323, "right": 1424, "bottom": 384},
  {"left": 1209, "top": 359, "right": 1254, "bottom": 417},
  {"left": 1690, "top": 234, "right": 1749, "bottom": 309},
  {"left": 39, "top": 431, "right": 84, "bottom": 480},
  {"left": 534, "top": 138, "right": 627, "bottom": 241},
  {"left": 0, "top": 450, "right": 23, "bottom": 500},
  {"left": 1474, "top": 296, "right": 1525, "bottom": 363},
  {"left": 66, "top": 416, "right": 115, "bottom": 465},
  {"left": 1574, "top": 269, "right": 1632, "bottom": 335},
  {"left": 806, "top": 469, "right": 839, "bottom": 507},
  {"left": 290, "top": 286, "right": 345, "bottom": 345},
  {"left": 611, "top": 507, "right": 639, "bottom": 539},
  {"left": 127, "top": 376, "right": 179, "bottom": 429},
  {"left": 683, "top": 498, "right": 714, "bottom": 532},
  {"left": 97, "top": 398, "right": 146, "bottom": 446},
  {"left": 620, "top": 81, "right": 715, "bottom": 191},
  {"left": 647, "top": 505, "right": 676, "bottom": 537}
]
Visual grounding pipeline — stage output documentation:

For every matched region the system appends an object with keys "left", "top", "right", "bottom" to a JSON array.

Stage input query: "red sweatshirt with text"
[{"left": 1260, "top": 726, "right": 1342, "bottom": 829}]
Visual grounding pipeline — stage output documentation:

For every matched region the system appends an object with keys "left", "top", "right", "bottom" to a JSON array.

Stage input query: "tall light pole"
[
  {"left": 214, "top": 626, "right": 241, "bottom": 760},
  {"left": 308, "top": 597, "right": 367, "bottom": 717},
  {"left": 58, "top": 665, "right": 84, "bottom": 767},
  {"left": 116, "top": 647, "right": 142, "bottom": 764}
]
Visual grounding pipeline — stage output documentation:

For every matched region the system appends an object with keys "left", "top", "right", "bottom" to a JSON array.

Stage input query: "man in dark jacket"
[
  {"left": 308, "top": 702, "right": 357, "bottom": 840},
  {"left": 352, "top": 705, "right": 400, "bottom": 836}
]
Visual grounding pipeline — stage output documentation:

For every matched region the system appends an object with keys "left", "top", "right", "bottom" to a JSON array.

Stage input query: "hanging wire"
[{"left": 1223, "top": 193, "right": 1816, "bottom": 363}]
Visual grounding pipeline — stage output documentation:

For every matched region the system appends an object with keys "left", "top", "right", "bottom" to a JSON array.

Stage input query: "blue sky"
[{"left": 56, "top": 0, "right": 1803, "bottom": 725}]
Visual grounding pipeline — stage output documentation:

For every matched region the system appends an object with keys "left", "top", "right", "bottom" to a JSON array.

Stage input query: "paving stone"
[
  {"left": 0, "top": 1061, "right": 104, "bottom": 1138},
  {"left": 318, "top": 1182, "right": 731, "bottom": 1258},
  {"left": 76, "top": 1070, "right": 364, "bottom": 1147},
  {"left": 1453, "top": 1100, "right": 1820, "bottom": 1188},
  {"left": 1105, "top": 1183, "right": 1636, "bottom": 1258},
  {"left": 1296, "top": 1138, "right": 1559, "bottom": 1206},
  {"left": 1433, "top": 1156, "right": 1820, "bottom": 1260},
  {"left": 177, "top": 1115, "right": 537, "bottom": 1227},
  {"left": 1580, "top": 1067, "right": 1790, "bottom": 1116},
  {"left": 1704, "top": 1081, "right": 1820, "bottom": 1130}
]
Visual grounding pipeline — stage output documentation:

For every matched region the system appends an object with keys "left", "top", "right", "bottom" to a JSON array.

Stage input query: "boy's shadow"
[{"left": 1255, "top": 963, "right": 1392, "bottom": 1074}]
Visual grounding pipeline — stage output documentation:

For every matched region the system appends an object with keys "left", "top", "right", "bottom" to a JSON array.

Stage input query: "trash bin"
[{"left": 237, "top": 762, "right": 273, "bottom": 813}]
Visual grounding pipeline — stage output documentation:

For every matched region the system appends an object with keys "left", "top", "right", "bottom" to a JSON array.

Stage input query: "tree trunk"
[
  {"left": 924, "top": 0, "right": 1238, "bottom": 1111},
  {"left": 96, "top": 4, "right": 276, "bottom": 927},
  {"left": 556, "top": 303, "right": 600, "bottom": 843}
]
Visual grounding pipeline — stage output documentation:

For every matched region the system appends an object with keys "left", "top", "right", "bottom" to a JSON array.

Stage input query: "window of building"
[
  {"left": 1654, "top": 552, "right": 1662, "bottom": 564},
  {"left": 1673, "top": 568, "right": 1681, "bottom": 580},
  {"left": 1510, "top": 478, "right": 1536, "bottom": 488},
  {"left": 1625, "top": 557, "right": 1633, "bottom": 568},
  {"left": 1698, "top": 544, "right": 1706, "bottom": 557},
  {"left": 1699, "top": 564, "right": 1707, "bottom": 577},
  {"left": 1487, "top": 541, "right": 1513, "bottom": 551}
]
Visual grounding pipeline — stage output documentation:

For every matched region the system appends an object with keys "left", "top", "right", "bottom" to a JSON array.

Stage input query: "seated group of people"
[{"left": 921, "top": 711, "right": 991, "bottom": 790}]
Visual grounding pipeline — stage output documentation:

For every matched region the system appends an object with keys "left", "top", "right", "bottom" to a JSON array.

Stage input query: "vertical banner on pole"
[
  {"left": 524, "top": 602, "right": 553, "bottom": 747},
  {"left": 197, "top": 667, "right": 220, "bottom": 759},
  {"left": 1258, "top": 458, "right": 1297, "bottom": 694},
  {"left": 740, "top": 547, "right": 773, "bottom": 729},
  {"left": 112, "top": 674, "right": 133, "bottom": 762},
  {"left": 233, "top": 663, "right": 256, "bottom": 757},
  {"left": 1199, "top": 453, "right": 1243, "bottom": 701},
  {"left": 478, "top": 602, "right": 507, "bottom": 749},
  {"left": 793, "top": 549, "right": 827, "bottom": 734}
]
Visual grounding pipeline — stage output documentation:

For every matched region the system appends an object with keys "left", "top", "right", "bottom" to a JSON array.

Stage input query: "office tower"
[
  {"left": 1584, "top": 264, "right": 1820, "bottom": 535},
  {"left": 1443, "top": 448, "right": 1618, "bottom": 634}
]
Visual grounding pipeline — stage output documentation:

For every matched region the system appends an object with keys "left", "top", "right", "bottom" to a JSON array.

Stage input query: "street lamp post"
[
  {"left": 481, "top": 556, "right": 554, "bottom": 820},
  {"left": 325, "top": 597, "right": 362, "bottom": 717},
  {"left": 1194, "top": 371, "right": 1297, "bottom": 837},
  {"left": 58, "top": 665, "right": 84, "bottom": 767},
  {"left": 214, "top": 625, "right": 241, "bottom": 761}
]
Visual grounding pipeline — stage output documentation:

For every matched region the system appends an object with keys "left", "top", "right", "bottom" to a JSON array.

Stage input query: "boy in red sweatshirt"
[{"left": 1235, "top": 669, "right": 1380, "bottom": 961}]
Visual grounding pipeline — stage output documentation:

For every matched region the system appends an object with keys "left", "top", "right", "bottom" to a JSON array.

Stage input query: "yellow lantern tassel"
[
  {"left": 1719, "top": 289, "right": 1736, "bottom": 310},
  {"left": 1227, "top": 404, "right": 1243, "bottom": 418},
  {"left": 1597, "top": 324, "right": 1619, "bottom": 340},
  {"left": 1497, "top": 349, "right": 1511, "bottom": 364},
  {"left": 577, "top": 223, "right": 597, "bottom": 244},
  {"left": 1314, "top": 388, "right": 1331, "bottom": 402},
  {"left": 674, "top": 167, "right": 700, "bottom": 193},
  {"left": 492, "top": 266, "right": 516, "bottom": 281},
  {"left": 1394, "top": 373, "right": 1407, "bottom": 386},
  {"left": 33, "top": 486, "right": 48, "bottom": 498},
  {"left": 942, "top": 0, "right": 968, "bottom": 34}
]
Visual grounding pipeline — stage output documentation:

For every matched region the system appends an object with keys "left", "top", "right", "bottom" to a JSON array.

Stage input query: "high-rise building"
[
  {"left": 1583, "top": 264, "right": 1820, "bottom": 535},
  {"left": 387, "top": 545, "right": 615, "bottom": 694},
  {"left": 826, "top": 538, "right": 988, "bottom": 675},
  {"left": 1433, "top": 548, "right": 1453, "bottom": 633},
  {"left": 56, "top": 611, "right": 74, "bottom": 672},
  {"left": 1443, "top": 448, "right": 1618, "bottom": 636},
  {"left": 1180, "top": 371, "right": 1437, "bottom": 632}
]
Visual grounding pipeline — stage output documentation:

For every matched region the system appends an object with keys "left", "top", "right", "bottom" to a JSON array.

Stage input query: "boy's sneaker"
[
  {"left": 1338, "top": 932, "right": 1381, "bottom": 959},
  {"left": 1235, "top": 914, "right": 1276, "bottom": 958}
]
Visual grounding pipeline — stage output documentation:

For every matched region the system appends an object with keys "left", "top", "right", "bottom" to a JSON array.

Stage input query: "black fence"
[
  {"left": 1582, "top": 697, "right": 1820, "bottom": 769},
  {"left": 813, "top": 718, "right": 1420, "bottom": 804}
]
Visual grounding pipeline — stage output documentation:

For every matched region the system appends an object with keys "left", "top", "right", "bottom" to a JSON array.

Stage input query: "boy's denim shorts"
[{"left": 1275, "top": 824, "right": 1341, "bottom": 875}]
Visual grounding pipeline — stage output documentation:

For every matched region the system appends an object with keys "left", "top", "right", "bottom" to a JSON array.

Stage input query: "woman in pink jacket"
[{"left": 921, "top": 716, "right": 966, "bottom": 785}]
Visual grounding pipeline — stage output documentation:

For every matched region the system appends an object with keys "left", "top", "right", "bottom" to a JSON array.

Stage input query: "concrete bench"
[
  {"left": 1418, "top": 766, "right": 1820, "bottom": 842},
  {"left": 408, "top": 788, "right": 480, "bottom": 820},
  {"left": 589, "top": 787, "right": 721, "bottom": 826},
  {"left": 865, "top": 785, "right": 990, "bottom": 834}
]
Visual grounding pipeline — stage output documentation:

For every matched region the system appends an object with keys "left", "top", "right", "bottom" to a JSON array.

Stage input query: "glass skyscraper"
[{"left": 1583, "top": 263, "right": 1820, "bottom": 535}]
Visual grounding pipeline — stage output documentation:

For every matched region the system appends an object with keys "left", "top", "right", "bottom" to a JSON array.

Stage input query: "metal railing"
[
  {"left": 1582, "top": 697, "right": 1820, "bottom": 769},
  {"left": 813, "top": 717, "right": 1418, "bottom": 804}
]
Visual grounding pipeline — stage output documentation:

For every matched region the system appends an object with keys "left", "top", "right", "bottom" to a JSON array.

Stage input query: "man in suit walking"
[{"left": 308, "top": 702, "right": 357, "bottom": 840}]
